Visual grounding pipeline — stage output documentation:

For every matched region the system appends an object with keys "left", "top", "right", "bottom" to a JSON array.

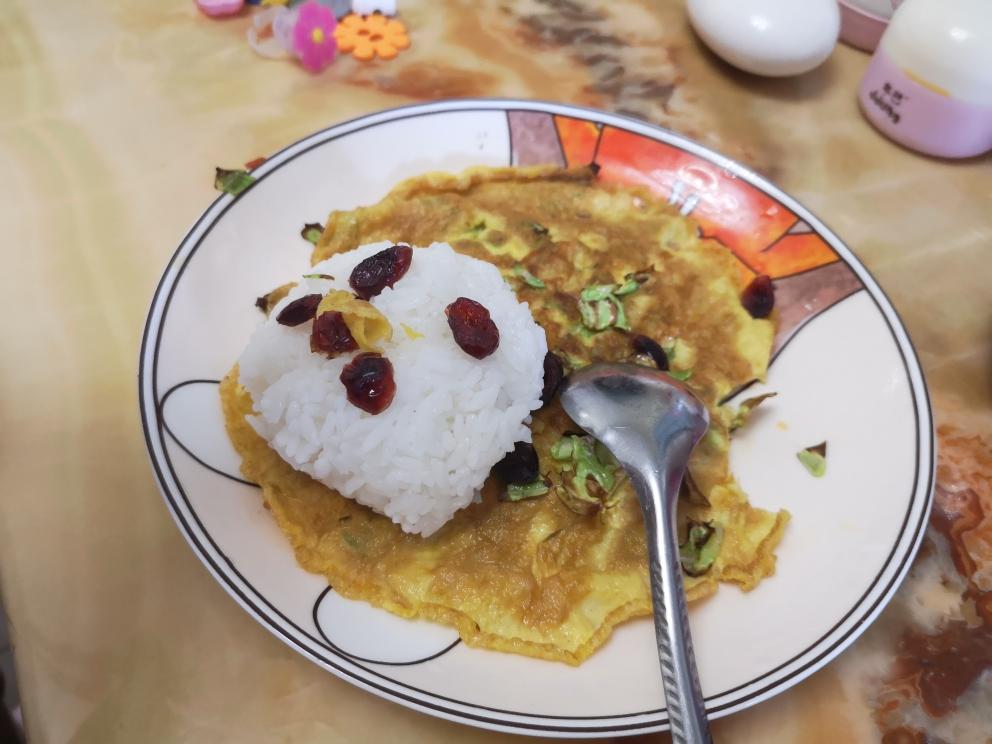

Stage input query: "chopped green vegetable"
[
  {"left": 797, "top": 442, "right": 827, "bottom": 477},
  {"left": 578, "top": 298, "right": 599, "bottom": 328},
  {"left": 553, "top": 435, "right": 622, "bottom": 514},
  {"left": 300, "top": 222, "right": 324, "bottom": 244},
  {"left": 550, "top": 436, "right": 574, "bottom": 461},
  {"left": 578, "top": 296, "right": 621, "bottom": 332},
  {"left": 530, "top": 222, "right": 549, "bottom": 236},
  {"left": 729, "top": 392, "right": 778, "bottom": 432},
  {"left": 595, "top": 299, "right": 615, "bottom": 328},
  {"left": 580, "top": 284, "right": 616, "bottom": 301},
  {"left": 613, "top": 279, "right": 640, "bottom": 296},
  {"left": 611, "top": 296, "right": 631, "bottom": 331},
  {"left": 577, "top": 272, "right": 651, "bottom": 333},
  {"left": 679, "top": 521, "right": 724, "bottom": 576},
  {"left": 467, "top": 219, "right": 487, "bottom": 233},
  {"left": 214, "top": 167, "right": 256, "bottom": 196},
  {"left": 669, "top": 368, "right": 693, "bottom": 382},
  {"left": 502, "top": 478, "right": 550, "bottom": 502},
  {"left": 615, "top": 269, "right": 653, "bottom": 296},
  {"left": 513, "top": 264, "right": 546, "bottom": 289}
]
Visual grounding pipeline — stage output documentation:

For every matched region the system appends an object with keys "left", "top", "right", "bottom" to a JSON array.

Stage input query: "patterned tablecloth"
[{"left": 1, "top": 1, "right": 989, "bottom": 741}]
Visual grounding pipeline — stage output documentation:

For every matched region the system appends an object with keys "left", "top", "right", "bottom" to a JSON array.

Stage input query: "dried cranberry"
[
  {"left": 631, "top": 335, "right": 669, "bottom": 370},
  {"left": 541, "top": 352, "right": 565, "bottom": 405},
  {"left": 349, "top": 245, "right": 413, "bottom": 300},
  {"left": 339, "top": 353, "right": 396, "bottom": 415},
  {"left": 445, "top": 297, "right": 500, "bottom": 359},
  {"left": 493, "top": 441, "right": 539, "bottom": 484},
  {"left": 310, "top": 311, "right": 358, "bottom": 357},
  {"left": 276, "top": 294, "right": 322, "bottom": 326},
  {"left": 741, "top": 275, "right": 775, "bottom": 318}
]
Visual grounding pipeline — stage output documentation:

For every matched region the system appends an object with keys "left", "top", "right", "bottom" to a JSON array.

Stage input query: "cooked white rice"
[{"left": 238, "top": 242, "right": 548, "bottom": 536}]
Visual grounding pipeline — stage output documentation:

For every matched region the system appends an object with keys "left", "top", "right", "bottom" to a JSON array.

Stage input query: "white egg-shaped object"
[{"left": 688, "top": 0, "right": 841, "bottom": 77}]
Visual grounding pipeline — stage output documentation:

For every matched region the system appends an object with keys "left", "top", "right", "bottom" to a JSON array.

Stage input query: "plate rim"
[{"left": 138, "top": 98, "right": 935, "bottom": 737}]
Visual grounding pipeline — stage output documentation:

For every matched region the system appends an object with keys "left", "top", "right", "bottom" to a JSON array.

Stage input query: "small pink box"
[
  {"left": 859, "top": 48, "right": 992, "bottom": 158},
  {"left": 838, "top": 0, "right": 891, "bottom": 52}
]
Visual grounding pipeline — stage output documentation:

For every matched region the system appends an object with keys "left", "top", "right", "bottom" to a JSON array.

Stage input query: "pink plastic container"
[
  {"left": 857, "top": 0, "right": 992, "bottom": 159},
  {"left": 838, "top": 1, "right": 893, "bottom": 52}
]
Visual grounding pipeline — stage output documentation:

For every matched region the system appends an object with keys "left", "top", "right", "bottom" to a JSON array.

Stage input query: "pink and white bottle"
[{"left": 858, "top": 0, "right": 992, "bottom": 159}]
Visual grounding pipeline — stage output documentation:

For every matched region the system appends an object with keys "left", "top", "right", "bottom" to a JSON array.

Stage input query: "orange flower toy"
[{"left": 334, "top": 13, "right": 409, "bottom": 61}]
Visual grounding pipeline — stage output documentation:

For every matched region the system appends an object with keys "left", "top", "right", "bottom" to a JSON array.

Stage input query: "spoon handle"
[{"left": 634, "top": 467, "right": 712, "bottom": 744}]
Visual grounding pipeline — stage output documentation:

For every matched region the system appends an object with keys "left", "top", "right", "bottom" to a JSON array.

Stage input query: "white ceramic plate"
[{"left": 139, "top": 100, "right": 934, "bottom": 737}]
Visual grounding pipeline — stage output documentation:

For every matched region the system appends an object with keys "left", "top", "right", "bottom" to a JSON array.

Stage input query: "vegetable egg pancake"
[{"left": 221, "top": 165, "right": 789, "bottom": 665}]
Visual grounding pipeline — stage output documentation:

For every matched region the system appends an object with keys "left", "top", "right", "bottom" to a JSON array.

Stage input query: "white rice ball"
[{"left": 238, "top": 242, "right": 548, "bottom": 536}]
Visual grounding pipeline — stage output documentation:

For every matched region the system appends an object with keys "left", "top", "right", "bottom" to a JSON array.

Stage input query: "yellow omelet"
[{"left": 221, "top": 165, "right": 789, "bottom": 665}]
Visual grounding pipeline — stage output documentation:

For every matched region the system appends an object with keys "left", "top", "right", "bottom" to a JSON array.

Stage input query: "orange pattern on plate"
[{"left": 554, "top": 117, "right": 839, "bottom": 281}]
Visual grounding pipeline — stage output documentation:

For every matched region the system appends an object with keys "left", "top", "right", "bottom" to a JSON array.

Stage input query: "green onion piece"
[
  {"left": 553, "top": 435, "right": 624, "bottom": 514},
  {"left": 729, "top": 392, "right": 778, "bottom": 432},
  {"left": 214, "top": 167, "right": 256, "bottom": 196},
  {"left": 594, "top": 299, "right": 615, "bottom": 329},
  {"left": 580, "top": 284, "right": 616, "bottom": 301},
  {"left": 679, "top": 521, "right": 724, "bottom": 576},
  {"left": 611, "top": 296, "right": 631, "bottom": 331},
  {"left": 613, "top": 279, "right": 640, "bottom": 296},
  {"left": 669, "top": 369, "right": 692, "bottom": 381},
  {"left": 615, "top": 270, "right": 652, "bottom": 296},
  {"left": 578, "top": 298, "right": 599, "bottom": 328},
  {"left": 300, "top": 222, "right": 324, "bottom": 244},
  {"left": 550, "top": 437, "right": 574, "bottom": 461},
  {"left": 503, "top": 478, "right": 550, "bottom": 502},
  {"left": 797, "top": 442, "right": 827, "bottom": 477},
  {"left": 468, "top": 219, "right": 487, "bottom": 233},
  {"left": 569, "top": 436, "right": 617, "bottom": 502},
  {"left": 513, "top": 264, "right": 546, "bottom": 289}
]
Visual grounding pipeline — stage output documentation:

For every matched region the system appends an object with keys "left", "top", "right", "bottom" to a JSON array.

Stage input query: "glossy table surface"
[{"left": 2, "top": 1, "right": 990, "bottom": 741}]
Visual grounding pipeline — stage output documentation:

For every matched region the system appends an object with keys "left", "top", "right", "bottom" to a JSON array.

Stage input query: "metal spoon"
[{"left": 560, "top": 363, "right": 712, "bottom": 744}]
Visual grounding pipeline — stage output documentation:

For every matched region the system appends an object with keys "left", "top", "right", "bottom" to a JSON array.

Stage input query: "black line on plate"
[
  {"left": 504, "top": 109, "right": 514, "bottom": 167},
  {"left": 590, "top": 120, "right": 605, "bottom": 169},
  {"left": 701, "top": 232, "right": 762, "bottom": 275},
  {"left": 551, "top": 115, "right": 568, "bottom": 167},
  {"left": 311, "top": 586, "right": 462, "bottom": 666},
  {"left": 759, "top": 218, "right": 801, "bottom": 253},
  {"left": 770, "top": 258, "right": 843, "bottom": 282},
  {"left": 139, "top": 100, "right": 934, "bottom": 733},
  {"left": 158, "top": 379, "right": 260, "bottom": 488}
]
